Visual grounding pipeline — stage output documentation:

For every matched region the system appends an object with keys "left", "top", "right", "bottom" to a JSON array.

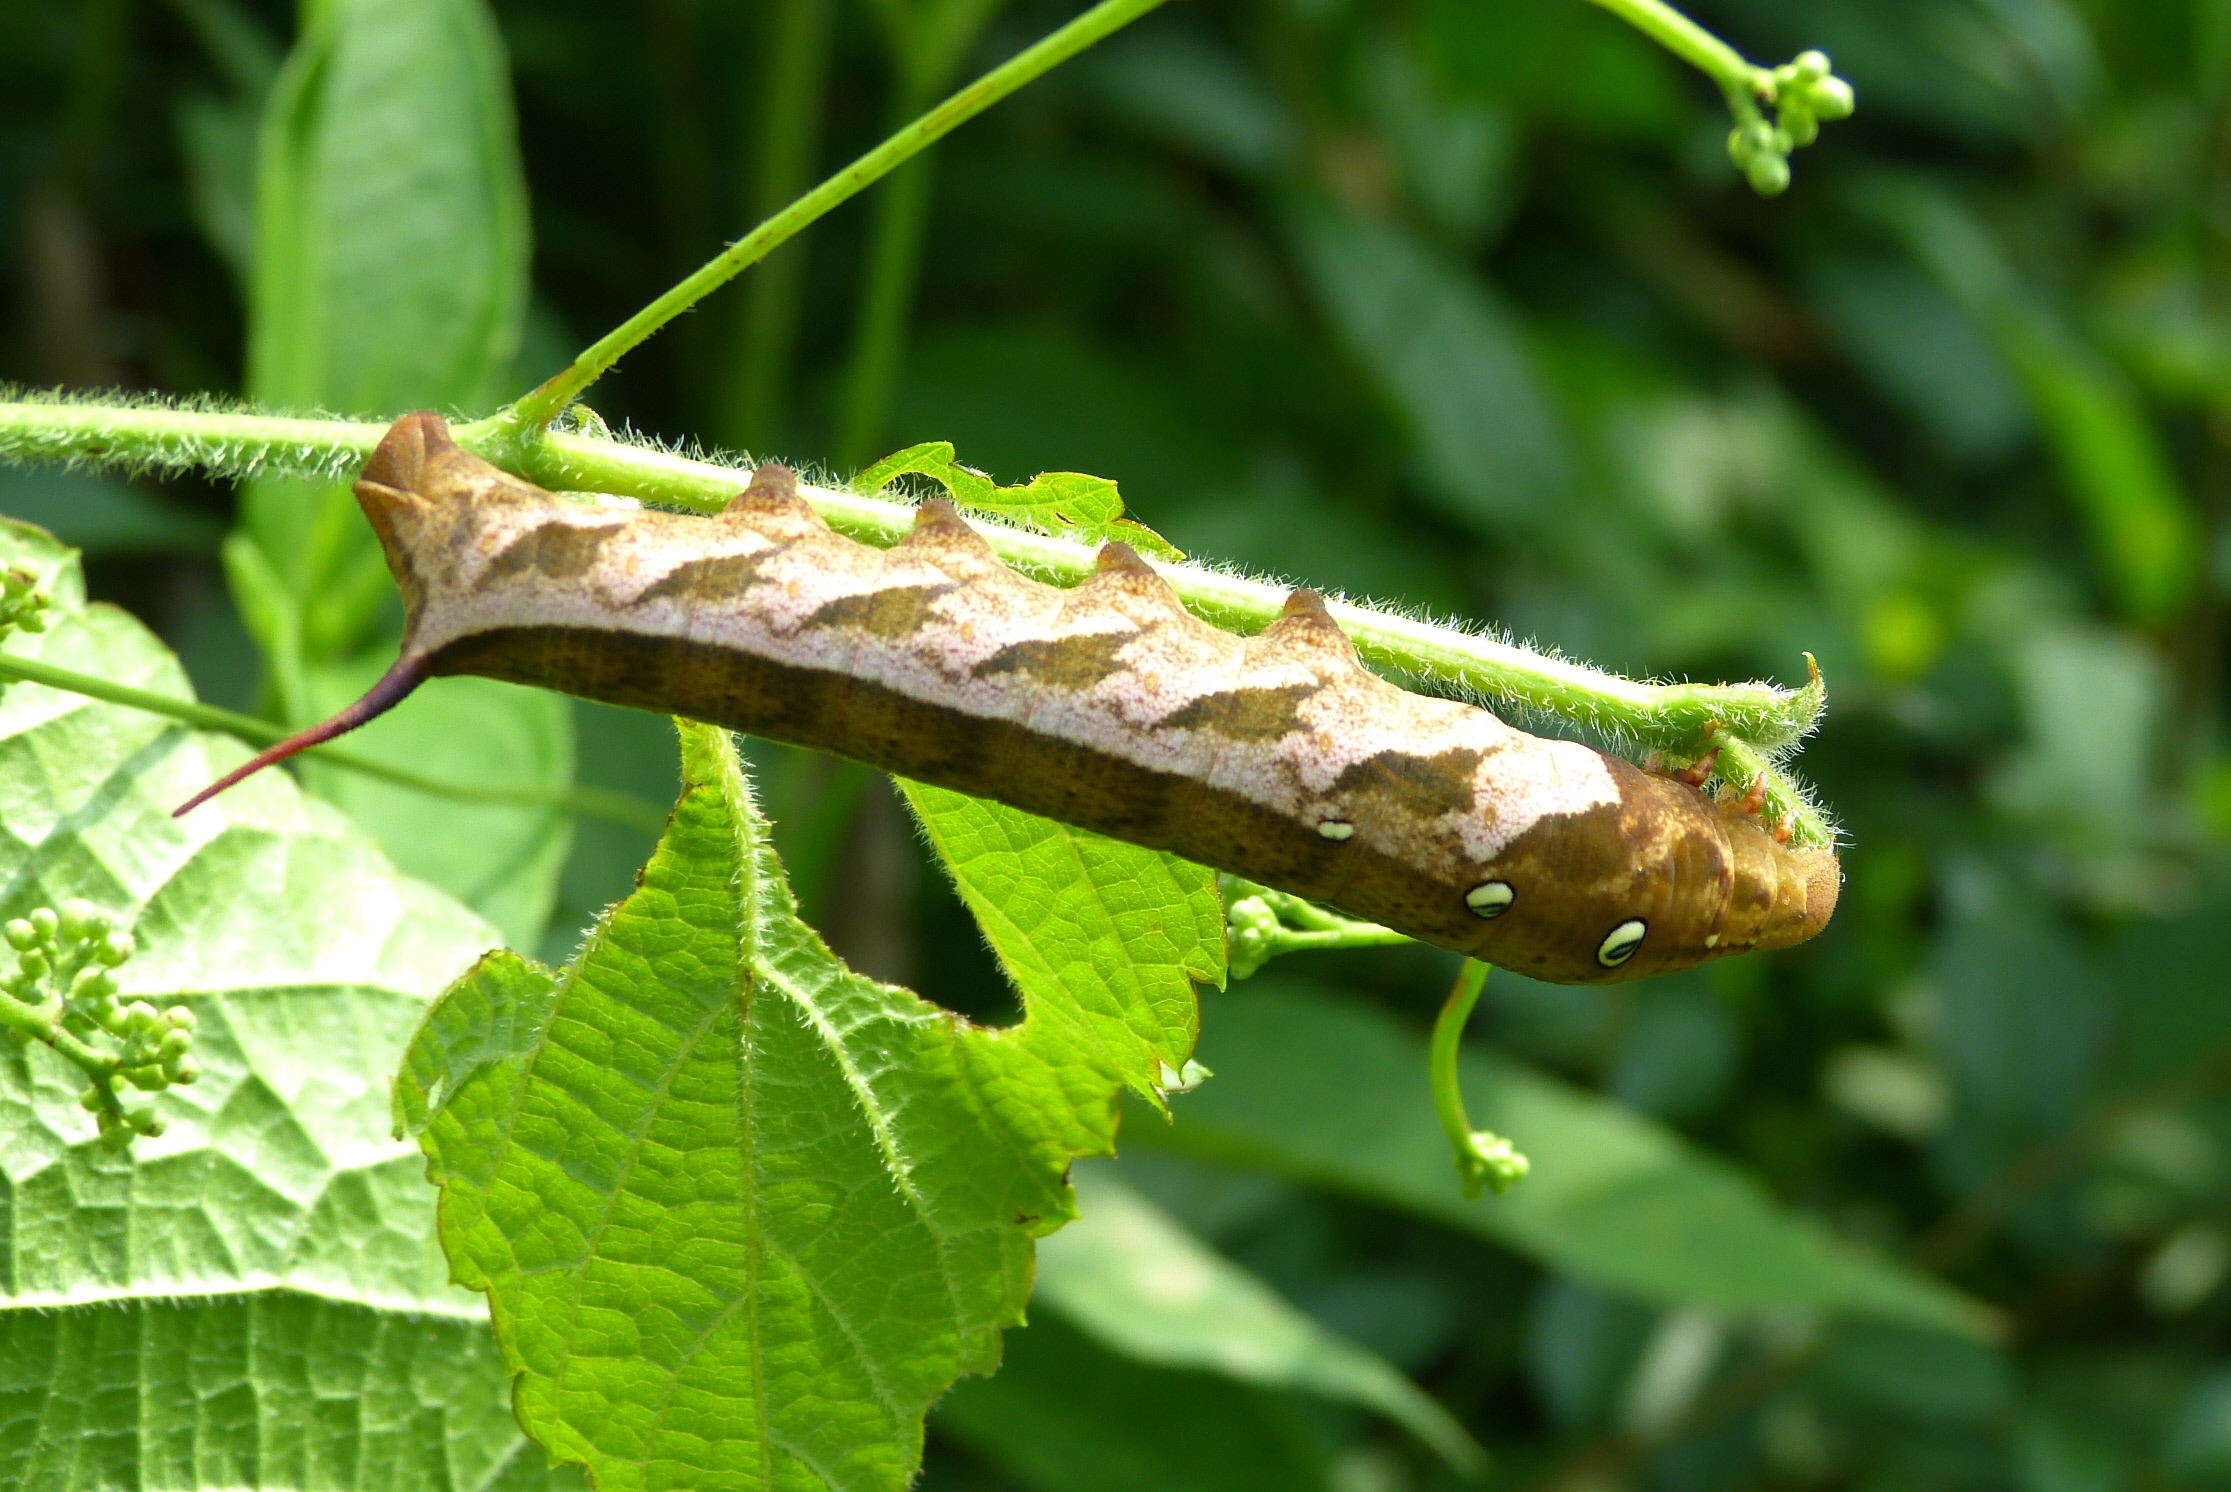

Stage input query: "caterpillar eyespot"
[
  {"left": 1596, "top": 919, "right": 1647, "bottom": 968},
  {"left": 172, "top": 414, "right": 1840, "bottom": 985},
  {"left": 1465, "top": 881, "right": 1514, "bottom": 919}
]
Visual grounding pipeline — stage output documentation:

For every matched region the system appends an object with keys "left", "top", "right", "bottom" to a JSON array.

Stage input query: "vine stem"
[
  {"left": 1431, "top": 961, "right": 1530, "bottom": 1198},
  {"left": 503, "top": 0, "right": 1169, "bottom": 436},
  {"left": 1582, "top": 0, "right": 1763, "bottom": 98},
  {"left": 0, "top": 649, "right": 666, "bottom": 832},
  {"left": 0, "top": 394, "right": 1834, "bottom": 846}
]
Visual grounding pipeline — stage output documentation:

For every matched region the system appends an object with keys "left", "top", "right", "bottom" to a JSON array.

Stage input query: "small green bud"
[
  {"left": 79, "top": 1084, "right": 104, "bottom": 1111},
  {"left": 169, "top": 1055, "right": 200, "bottom": 1085},
  {"left": 1745, "top": 151, "right": 1791, "bottom": 195},
  {"left": 97, "top": 931, "right": 134, "bottom": 967},
  {"left": 19, "top": 950, "right": 49, "bottom": 978},
  {"left": 99, "top": 1125, "right": 134, "bottom": 1152},
  {"left": 29, "top": 907, "right": 58, "bottom": 941},
  {"left": 159, "top": 1028, "right": 192, "bottom": 1061},
  {"left": 6, "top": 919, "right": 36, "bottom": 951},
  {"left": 122, "top": 1001, "right": 160, "bottom": 1034},
  {"left": 1809, "top": 75, "right": 1854, "bottom": 121},
  {"left": 59, "top": 899, "right": 103, "bottom": 941},
  {"left": 1791, "top": 48, "right": 1831, "bottom": 82},
  {"left": 162, "top": 1005, "right": 195, "bottom": 1032},
  {"left": 124, "top": 1064, "right": 167, "bottom": 1091},
  {"left": 127, "top": 1106, "right": 164, "bottom": 1137}
]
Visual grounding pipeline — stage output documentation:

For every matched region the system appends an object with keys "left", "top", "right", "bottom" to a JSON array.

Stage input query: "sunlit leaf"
[
  {"left": 399, "top": 724, "right": 1202, "bottom": 1492},
  {"left": 0, "top": 519, "right": 568, "bottom": 1490}
]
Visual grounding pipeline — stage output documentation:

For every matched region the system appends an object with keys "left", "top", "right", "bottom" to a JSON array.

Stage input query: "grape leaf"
[
  {"left": 1138, "top": 980, "right": 1997, "bottom": 1338},
  {"left": 857, "top": 440, "right": 1184, "bottom": 559},
  {"left": 397, "top": 723, "right": 1195, "bottom": 1492},
  {"left": 0, "top": 518, "right": 571, "bottom": 1490},
  {"left": 898, "top": 781, "right": 1219, "bottom": 1106}
]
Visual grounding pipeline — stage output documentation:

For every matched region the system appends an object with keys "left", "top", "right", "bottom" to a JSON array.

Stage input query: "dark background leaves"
[{"left": 6, "top": 0, "right": 2231, "bottom": 1485}]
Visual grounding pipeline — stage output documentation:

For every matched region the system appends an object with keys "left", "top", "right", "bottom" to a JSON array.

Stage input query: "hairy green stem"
[
  {"left": 0, "top": 394, "right": 1832, "bottom": 844},
  {"left": 0, "top": 649, "right": 666, "bottom": 832},
  {"left": 1430, "top": 961, "right": 1529, "bottom": 1198},
  {"left": 505, "top": 0, "right": 1168, "bottom": 435}
]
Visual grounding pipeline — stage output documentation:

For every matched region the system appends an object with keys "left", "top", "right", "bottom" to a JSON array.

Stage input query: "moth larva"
[{"left": 179, "top": 413, "right": 1838, "bottom": 985}]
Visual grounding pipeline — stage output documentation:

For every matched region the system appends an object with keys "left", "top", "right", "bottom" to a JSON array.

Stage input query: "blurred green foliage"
[{"left": 6, "top": 0, "right": 2231, "bottom": 1485}]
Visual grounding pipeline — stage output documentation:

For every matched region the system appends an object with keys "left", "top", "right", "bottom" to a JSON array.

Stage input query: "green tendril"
[
  {"left": 0, "top": 900, "right": 193, "bottom": 1150},
  {"left": 1222, "top": 876, "right": 1414, "bottom": 979},
  {"left": 1430, "top": 961, "right": 1529, "bottom": 1198}
]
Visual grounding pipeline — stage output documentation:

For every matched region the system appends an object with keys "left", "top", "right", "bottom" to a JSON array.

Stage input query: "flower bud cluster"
[
  {"left": 1728, "top": 50, "right": 1856, "bottom": 197},
  {"left": 1225, "top": 893, "right": 1282, "bottom": 981},
  {"left": 1, "top": 899, "right": 195, "bottom": 1149},
  {"left": 0, "top": 567, "right": 51, "bottom": 639}
]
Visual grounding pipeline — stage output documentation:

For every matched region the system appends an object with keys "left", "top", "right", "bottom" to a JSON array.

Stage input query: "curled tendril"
[
  {"left": 0, "top": 899, "right": 196, "bottom": 1149},
  {"left": 1728, "top": 50, "right": 1856, "bottom": 197}
]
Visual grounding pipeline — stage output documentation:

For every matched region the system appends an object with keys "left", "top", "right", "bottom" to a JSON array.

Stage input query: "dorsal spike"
[
  {"left": 1281, "top": 587, "right": 1332, "bottom": 621},
  {"left": 912, "top": 496, "right": 968, "bottom": 531},
  {"left": 173, "top": 654, "right": 432, "bottom": 817},
  {"left": 720, "top": 462, "right": 828, "bottom": 535},
  {"left": 1095, "top": 541, "right": 1154, "bottom": 576}
]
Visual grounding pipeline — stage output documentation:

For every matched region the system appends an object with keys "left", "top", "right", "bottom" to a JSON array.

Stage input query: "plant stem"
[
  {"left": 0, "top": 395, "right": 1832, "bottom": 845},
  {"left": 1430, "top": 961, "right": 1529, "bottom": 1197},
  {"left": 731, "top": 0, "right": 836, "bottom": 454},
  {"left": 1581, "top": 0, "right": 1761, "bottom": 96},
  {"left": 506, "top": 0, "right": 1170, "bottom": 435},
  {"left": 0, "top": 649, "right": 666, "bottom": 832}
]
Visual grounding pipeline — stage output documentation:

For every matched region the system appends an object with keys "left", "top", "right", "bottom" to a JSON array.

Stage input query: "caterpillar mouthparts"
[{"left": 179, "top": 412, "right": 1837, "bottom": 985}]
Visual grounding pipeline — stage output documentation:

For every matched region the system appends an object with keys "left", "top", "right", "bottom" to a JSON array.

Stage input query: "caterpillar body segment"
[{"left": 184, "top": 412, "right": 1838, "bottom": 985}]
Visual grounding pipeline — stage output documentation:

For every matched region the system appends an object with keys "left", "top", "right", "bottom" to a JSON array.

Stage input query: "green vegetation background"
[{"left": 5, "top": 0, "right": 2231, "bottom": 1486}]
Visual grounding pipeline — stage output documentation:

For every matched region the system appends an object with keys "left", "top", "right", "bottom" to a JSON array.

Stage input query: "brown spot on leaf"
[
  {"left": 481, "top": 523, "right": 619, "bottom": 586},
  {"left": 972, "top": 629, "right": 1136, "bottom": 689},
  {"left": 633, "top": 552, "right": 767, "bottom": 605},
  {"left": 803, "top": 583, "right": 956, "bottom": 638},
  {"left": 1333, "top": 747, "right": 1482, "bottom": 819},
  {"left": 1157, "top": 682, "right": 1319, "bottom": 742}
]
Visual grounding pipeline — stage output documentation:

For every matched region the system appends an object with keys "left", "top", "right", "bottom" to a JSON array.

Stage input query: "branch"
[{"left": 0, "top": 393, "right": 1833, "bottom": 845}]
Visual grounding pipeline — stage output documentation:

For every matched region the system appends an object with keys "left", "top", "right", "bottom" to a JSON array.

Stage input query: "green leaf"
[
  {"left": 247, "top": 0, "right": 528, "bottom": 421},
  {"left": 857, "top": 440, "right": 1185, "bottom": 560},
  {"left": 235, "top": 0, "right": 566, "bottom": 948},
  {"left": 1137, "top": 981, "right": 1997, "bottom": 1338},
  {"left": 397, "top": 723, "right": 1192, "bottom": 1492},
  {"left": 899, "top": 780, "right": 1218, "bottom": 1106},
  {"left": 1036, "top": 1163, "right": 1485, "bottom": 1475},
  {"left": 1289, "top": 205, "right": 1567, "bottom": 532},
  {"left": 0, "top": 519, "right": 570, "bottom": 1489},
  {"left": 934, "top": 1313, "right": 1331, "bottom": 1492}
]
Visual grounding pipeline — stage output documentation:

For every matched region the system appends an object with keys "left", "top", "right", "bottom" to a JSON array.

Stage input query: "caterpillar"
[{"left": 178, "top": 413, "right": 1838, "bottom": 985}]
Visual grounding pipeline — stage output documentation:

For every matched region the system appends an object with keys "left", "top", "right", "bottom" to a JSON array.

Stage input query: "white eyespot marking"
[
  {"left": 1317, "top": 820, "right": 1355, "bottom": 842},
  {"left": 1465, "top": 881, "right": 1514, "bottom": 919},
  {"left": 1597, "top": 919, "right": 1647, "bottom": 969}
]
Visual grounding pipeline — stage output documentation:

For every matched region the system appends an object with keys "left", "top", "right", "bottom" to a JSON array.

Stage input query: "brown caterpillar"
[{"left": 178, "top": 413, "right": 1838, "bottom": 985}]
